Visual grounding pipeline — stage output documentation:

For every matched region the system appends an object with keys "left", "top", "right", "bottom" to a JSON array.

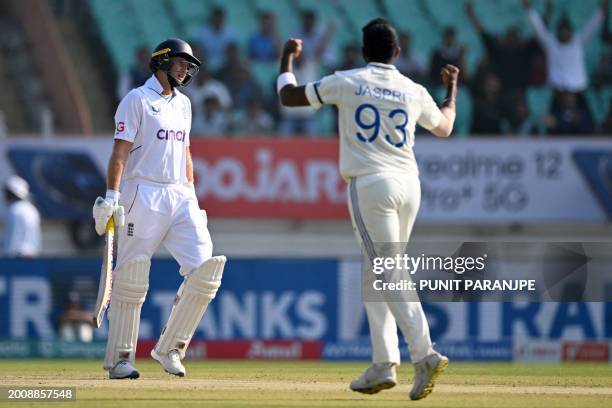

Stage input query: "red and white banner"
[
  {"left": 562, "top": 341, "right": 609, "bottom": 362},
  {"left": 189, "top": 138, "right": 612, "bottom": 221},
  {"left": 513, "top": 341, "right": 561, "bottom": 363},
  {"left": 190, "top": 138, "right": 348, "bottom": 219},
  {"left": 2, "top": 136, "right": 611, "bottom": 221},
  {"left": 136, "top": 340, "right": 322, "bottom": 360}
]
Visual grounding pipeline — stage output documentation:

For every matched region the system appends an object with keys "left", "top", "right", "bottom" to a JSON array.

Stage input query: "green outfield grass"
[{"left": 1, "top": 360, "right": 611, "bottom": 407}]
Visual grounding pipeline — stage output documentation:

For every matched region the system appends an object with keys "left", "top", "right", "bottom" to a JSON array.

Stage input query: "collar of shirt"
[
  {"left": 367, "top": 62, "right": 397, "bottom": 71},
  {"left": 145, "top": 75, "right": 178, "bottom": 97}
]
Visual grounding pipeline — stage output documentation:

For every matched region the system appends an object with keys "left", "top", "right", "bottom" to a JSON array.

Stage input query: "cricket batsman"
[
  {"left": 92, "top": 38, "right": 226, "bottom": 379},
  {"left": 278, "top": 19, "right": 458, "bottom": 400}
]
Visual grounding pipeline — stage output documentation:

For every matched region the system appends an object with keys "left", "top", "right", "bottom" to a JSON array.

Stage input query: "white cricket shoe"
[
  {"left": 349, "top": 362, "right": 397, "bottom": 394},
  {"left": 151, "top": 349, "right": 186, "bottom": 377},
  {"left": 409, "top": 351, "right": 449, "bottom": 400},
  {"left": 109, "top": 360, "right": 140, "bottom": 379}
]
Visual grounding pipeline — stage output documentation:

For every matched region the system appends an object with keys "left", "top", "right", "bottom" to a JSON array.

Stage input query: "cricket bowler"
[{"left": 278, "top": 18, "right": 459, "bottom": 400}]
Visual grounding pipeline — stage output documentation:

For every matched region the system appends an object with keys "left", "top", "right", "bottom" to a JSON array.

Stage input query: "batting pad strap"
[
  {"left": 112, "top": 257, "right": 150, "bottom": 301},
  {"left": 277, "top": 72, "right": 297, "bottom": 95},
  {"left": 154, "top": 256, "right": 226, "bottom": 358},
  {"left": 112, "top": 282, "right": 149, "bottom": 303}
]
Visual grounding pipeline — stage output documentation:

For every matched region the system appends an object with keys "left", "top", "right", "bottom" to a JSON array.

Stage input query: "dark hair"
[
  {"left": 362, "top": 18, "right": 398, "bottom": 63},
  {"left": 557, "top": 16, "right": 572, "bottom": 30}
]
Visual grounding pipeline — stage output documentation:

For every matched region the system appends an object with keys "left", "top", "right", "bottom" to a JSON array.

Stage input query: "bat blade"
[{"left": 93, "top": 217, "right": 115, "bottom": 328}]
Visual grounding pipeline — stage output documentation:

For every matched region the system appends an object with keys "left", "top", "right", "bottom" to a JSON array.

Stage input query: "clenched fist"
[
  {"left": 441, "top": 64, "right": 460, "bottom": 88},
  {"left": 282, "top": 38, "right": 303, "bottom": 59}
]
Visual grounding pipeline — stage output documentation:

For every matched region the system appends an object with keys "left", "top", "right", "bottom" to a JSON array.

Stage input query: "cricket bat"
[{"left": 93, "top": 216, "right": 115, "bottom": 328}]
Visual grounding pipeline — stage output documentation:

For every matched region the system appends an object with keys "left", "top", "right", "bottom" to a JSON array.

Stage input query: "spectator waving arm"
[
  {"left": 524, "top": 1, "right": 555, "bottom": 48},
  {"left": 578, "top": 0, "right": 605, "bottom": 45}
]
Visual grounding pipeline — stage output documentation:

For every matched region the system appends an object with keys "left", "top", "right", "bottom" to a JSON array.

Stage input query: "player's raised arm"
[
  {"left": 278, "top": 38, "right": 310, "bottom": 107},
  {"left": 431, "top": 64, "right": 460, "bottom": 137}
]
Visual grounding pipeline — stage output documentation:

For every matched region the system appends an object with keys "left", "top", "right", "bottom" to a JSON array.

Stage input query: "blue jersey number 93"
[{"left": 354, "top": 103, "right": 408, "bottom": 148}]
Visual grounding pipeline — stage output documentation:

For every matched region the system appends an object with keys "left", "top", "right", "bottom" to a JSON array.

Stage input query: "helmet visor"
[{"left": 168, "top": 57, "right": 199, "bottom": 86}]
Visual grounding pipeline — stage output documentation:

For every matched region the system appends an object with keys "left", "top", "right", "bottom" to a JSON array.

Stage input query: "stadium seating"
[
  {"left": 89, "top": 0, "right": 146, "bottom": 71},
  {"left": 128, "top": 0, "right": 180, "bottom": 48},
  {"left": 586, "top": 86, "right": 612, "bottom": 128},
  {"left": 250, "top": 60, "right": 277, "bottom": 99},
  {"left": 254, "top": 0, "right": 300, "bottom": 40},
  {"left": 526, "top": 86, "right": 552, "bottom": 134},
  {"left": 87, "top": 0, "right": 610, "bottom": 136},
  {"left": 296, "top": 0, "right": 355, "bottom": 50}
]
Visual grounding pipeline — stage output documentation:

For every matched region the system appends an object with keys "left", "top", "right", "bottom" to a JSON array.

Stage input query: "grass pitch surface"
[{"left": 1, "top": 359, "right": 611, "bottom": 407}]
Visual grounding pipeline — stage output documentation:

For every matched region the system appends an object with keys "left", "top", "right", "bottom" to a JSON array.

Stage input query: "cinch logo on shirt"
[{"left": 156, "top": 129, "right": 186, "bottom": 141}]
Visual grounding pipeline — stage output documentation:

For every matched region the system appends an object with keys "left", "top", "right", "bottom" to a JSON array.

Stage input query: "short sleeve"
[
  {"left": 416, "top": 86, "right": 442, "bottom": 130},
  {"left": 305, "top": 73, "right": 344, "bottom": 109},
  {"left": 114, "top": 90, "right": 143, "bottom": 142}
]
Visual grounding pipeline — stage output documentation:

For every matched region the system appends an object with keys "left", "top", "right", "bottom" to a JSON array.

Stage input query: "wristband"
[
  {"left": 277, "top": 72, "right": 297, "bottom": 95},
  {"left": 105, "top": 189, "right": 120, "bottom": 205}
]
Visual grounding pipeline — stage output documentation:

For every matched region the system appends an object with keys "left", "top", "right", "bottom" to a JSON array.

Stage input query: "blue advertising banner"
[
  {"left": 1, "top": 259, "right": 610, "bottom": 349},
  {"left": 0, "top": 258, "right": 338, "bottom": 342}
]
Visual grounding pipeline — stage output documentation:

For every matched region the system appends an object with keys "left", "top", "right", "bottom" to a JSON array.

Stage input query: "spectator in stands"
[
  {"left": 429, "top": 27, "right": 467, "bottom": 85},
  {"left": 335, "top": 44, "right": 361, "bottom": 71},
  {"left": 248, "top": 11, "right": 281, "bottom": 61},
  {"left": 218, "top": 44, "right": 263, "bottom": 109},
  {"left": 465, "top": 1, "right": 543, "bottom": 98},
  {"left": 58, "top": 291, "right": 93, "bottom": 343},
  {"left": 293, "top": 10, "right": 336, "bottom": 68},
  {"left": 226, "top": 66, "right": 264, "bottom": 110},
  {"left": 471, "top": 72, "right": 503, "bottom": 134},
  {"left": 395, "top": 31, "right": 427, "bottom": 84},
  {"left": 528, "top": 49, "right": 548, "bottom": 87},
  {"left": 219, "top": 42, "right": 244, "bottom": 74},
  {"left": 2, "top": 175, "right": 40, "bottom": 257},
  {"left": 197, "top": 7, "right": 237, "bottom": 71},
  {"left": 544, "top": 91, "right": 594, "bottom": 135},
  {"left": 192, "top": 95, "right": 228, "bottom": 136},
  {"left": 231, "top": 98, "right": 275, "bottom": 136},
  {"left": 183, "top": 62, "right": 232, "bottom": 114},
  {"left": 116, "top": 45, "right": 150, "bottom": 100},
  {"left": 522, "top": 0, "right": 606, "bottom": 94},
  {"left": 501, "top": 98, "right": 536, "bottom": 136}
]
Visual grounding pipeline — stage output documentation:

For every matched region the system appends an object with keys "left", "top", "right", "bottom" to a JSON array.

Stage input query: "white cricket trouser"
[
  {"left": 117, "top": 179, "right": 213, "bottom": 275},
  {"left": 347, "top": 172, "right": 434, "bottom": 364}
]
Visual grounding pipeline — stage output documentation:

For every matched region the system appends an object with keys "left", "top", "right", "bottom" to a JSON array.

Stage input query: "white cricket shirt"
[
  {"left": 3, "top": 200, "right": 41, "bottom": 257},
  {"left": 305, "top": 62, "right": 442, "bottom": 179},
  {"left": 114, "top": 75, "right": 192, "bottom": 184},
  {"left": 528, "top": 8, "right": 603, "bottom": 92}
]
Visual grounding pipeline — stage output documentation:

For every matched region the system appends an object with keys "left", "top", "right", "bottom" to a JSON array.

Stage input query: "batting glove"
[{"left": 93, "top": 190, "right": 125, "bottom": 236}]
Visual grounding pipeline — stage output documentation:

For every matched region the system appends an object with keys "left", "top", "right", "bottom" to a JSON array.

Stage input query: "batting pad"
[
  {"left": 104, "top": 257, "right": 150, "bottom": 370},
  {"left": 154, "top": 256, "right": 226, "bottom": 359}
]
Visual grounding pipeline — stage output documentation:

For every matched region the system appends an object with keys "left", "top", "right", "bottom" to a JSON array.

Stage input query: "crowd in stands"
[{"left": 117, "top": 0, "right": 612, "bottom": 137}]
